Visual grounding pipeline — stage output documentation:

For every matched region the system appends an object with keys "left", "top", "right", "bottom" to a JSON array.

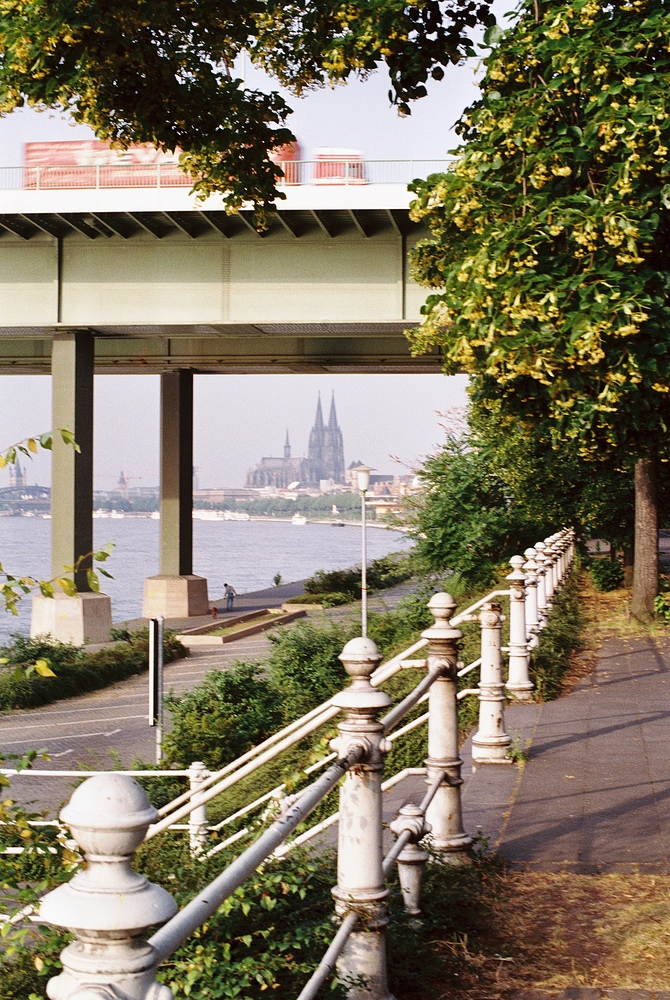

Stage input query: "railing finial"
[{"left": 39, "top": 773, "right": 177, "bottom": 1000}]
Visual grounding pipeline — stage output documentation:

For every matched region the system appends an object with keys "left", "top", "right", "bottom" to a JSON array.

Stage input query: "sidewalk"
[{"left": 425, "top": 634, "right": 670, "bottom": 873}]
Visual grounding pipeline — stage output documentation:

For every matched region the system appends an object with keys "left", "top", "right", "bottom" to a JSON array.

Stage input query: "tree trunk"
[
  {"left": 623, "top": 545, "right": 634, "bottom": 589},
  {"left": 631, "top": 456, "right": 658, "bottom": 620}
]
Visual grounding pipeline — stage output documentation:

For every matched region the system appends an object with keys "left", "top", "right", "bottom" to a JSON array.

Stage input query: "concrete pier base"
[
  {"left": 142, "top": 575, "right": 209, "bottom": 619},
  {"left": 31, "top": 592, "right": 112, "bottom": 645}
]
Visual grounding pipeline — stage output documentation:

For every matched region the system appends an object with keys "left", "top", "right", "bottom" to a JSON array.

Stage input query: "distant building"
[
  {"left": 246, "top": 393, "right": 346, "bottom": 489},
  {"left": 8, "top": 458, "right": 27, "bottom": 490}
]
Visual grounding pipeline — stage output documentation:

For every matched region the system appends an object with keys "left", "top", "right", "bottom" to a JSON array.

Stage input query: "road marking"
[
  {"left": 0, "top": 714, "right": 146, "bottom": 734},
  {"left": 0, "top": 700, "right": 148, "bottom": 721},
  {"left": 50, "top": 749, "right": 75, "bottom": 758},
  {"left": 1, "top": 728, "right": 123, "bottom": 747}
]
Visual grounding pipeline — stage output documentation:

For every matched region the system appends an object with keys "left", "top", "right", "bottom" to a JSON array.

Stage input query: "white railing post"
[
  {"left": 556, "top": 532, "right": 567, "bottom": 583},
  {"left": 331, "top": 636, "right": 394, "bottom": 1000},
  {"left": 543, "top": 537, "right": 557, "bottom": 605},
  {"left": 472, "top": 602, "right": 511, "bottom": 762},
  {"left": 423, "top": 593, "right": 472, "bottom": 862},
  {"left": 39, "top": 773, "right": 177, "bottom": 1000},
  {"left": 505, "top": 556, "right": 534, "bottom": 702},
  {"left": 534, "top": 542, "right": 549, "bottom": 623},
  {"left": 523, "top": 547, "right": 540, "bottom": 648},
  {"left": 188, "top": 761, "right": 210, "bottom": 855},
  {"left": 389, "top": 804, "right": 429, "bottom": 922}
]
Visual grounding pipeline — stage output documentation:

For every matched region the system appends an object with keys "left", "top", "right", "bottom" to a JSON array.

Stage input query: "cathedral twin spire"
[
  {"left": 247, "top": 393, "right": 345, "bottom": 488},
  {"left": 308, "top": 392, "right": 345, "bottom": 482}
]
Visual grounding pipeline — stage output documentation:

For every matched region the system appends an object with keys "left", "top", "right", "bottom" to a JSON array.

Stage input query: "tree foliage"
[
  {"left": 404, "top": 432, "right": 544, "bottom": 584},
  {"left": 0, "top": 0, "right": 493, "bottom": 215},
  {"left": 408, "top": 0, "right": 670, "bottom": 463}
]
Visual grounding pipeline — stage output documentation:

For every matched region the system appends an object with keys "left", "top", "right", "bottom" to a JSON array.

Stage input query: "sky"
[{"left": 0, "top": 24, "right": 504, "bottom": 489}]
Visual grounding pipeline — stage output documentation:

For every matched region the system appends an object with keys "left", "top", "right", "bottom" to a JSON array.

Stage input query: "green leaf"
[{"left": 34, "top": 659, "right": 56, "bottom": 678}]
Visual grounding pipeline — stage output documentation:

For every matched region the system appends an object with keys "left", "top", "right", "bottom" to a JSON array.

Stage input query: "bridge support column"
[
  {"left": 31, "top": 331, "right": 112, "bottom": 644},
  {"left": 143, "top": 371, "right": 209, "bottom": 618}
]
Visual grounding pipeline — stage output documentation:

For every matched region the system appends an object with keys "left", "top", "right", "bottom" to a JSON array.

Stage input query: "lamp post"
[{"left": 354, "top": 465, "right": 374, "bottom": 637}]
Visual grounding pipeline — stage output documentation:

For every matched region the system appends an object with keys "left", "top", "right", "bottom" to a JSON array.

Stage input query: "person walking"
[{"left": 224, "top": 582, "right": 237, "bottom": 612}]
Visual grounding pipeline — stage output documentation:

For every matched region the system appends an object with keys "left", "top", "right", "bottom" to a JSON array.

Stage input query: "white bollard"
[
  {"left": 423, "top": 594, "right": 472, "bottom": 862},
  {"left": 543, "top": 537, "right": 557, "bottom": 604},
  {"left": 389, "top": 804, "right": 430, "bottom": 921},
  {"left": 505, "top": 556, "right": 534, "bottom": 701},
  {"left": 331, "top": 637, "right": 395, "bottom": 1000},
  {"left": 39, "top": 773, "right": 177, "bottom": 1000},
  {"left": 534, "top": 543, "right": 549, "bottom": 623},
  {"left": 188, "top": 761, "right": 210, "bottom": 855},
  {"left": 472, "top": 602, "right": 512, "bottom": 762},
  {"left": 523, "top": 548, "right": 540, "bottom": 648}
]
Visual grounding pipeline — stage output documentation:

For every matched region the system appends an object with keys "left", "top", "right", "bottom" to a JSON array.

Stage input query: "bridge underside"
[
  {"left": 0, "top": 206, "right": 441, "bottom": 374},
  {"left": 0, "top": 322, "right": 441, "bottom": 374}
]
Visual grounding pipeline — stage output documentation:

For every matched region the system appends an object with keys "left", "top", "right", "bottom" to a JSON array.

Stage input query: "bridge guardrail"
[{"left": 0, "top": 159, "right": 453, "bottom": 192}]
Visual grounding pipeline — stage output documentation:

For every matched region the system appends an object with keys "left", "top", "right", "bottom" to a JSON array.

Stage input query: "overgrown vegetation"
[
  {"left": 0, "top": 628, "right": 184, "bottom": 712},
  {"left": 286, "top": 550, "right": 416, "bottom": 606},
  {"left": 529, "top": 574, "right": 585, "bottom": 702},
  {"left": 589, "top": 556, "right": 625, "bottom": 592}
]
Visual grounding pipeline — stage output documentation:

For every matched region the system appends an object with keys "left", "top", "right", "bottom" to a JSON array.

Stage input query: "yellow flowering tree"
[{"left": 408, "top": 0, "right": 670, "bottom": 617}]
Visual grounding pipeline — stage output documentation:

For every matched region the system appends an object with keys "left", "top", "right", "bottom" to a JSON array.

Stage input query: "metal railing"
[
  {"left": 5, "top": 530, "right": 575, "bottom": 999},
  {"left": 0, "top": 159, "right": 452, "bottom": 192}
]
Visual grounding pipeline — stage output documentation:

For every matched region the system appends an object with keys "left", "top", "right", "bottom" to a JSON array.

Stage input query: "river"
[{"left": 0, "top": 515, "right": 409, "bottom": 642}]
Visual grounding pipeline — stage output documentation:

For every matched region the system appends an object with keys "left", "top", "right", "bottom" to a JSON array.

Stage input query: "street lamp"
[{"left": 353, "top": 465, "right": 375, "bottom": 637}]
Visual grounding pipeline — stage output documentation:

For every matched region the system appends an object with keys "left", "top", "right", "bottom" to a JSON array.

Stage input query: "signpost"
[{"left": 148, "top": 616, "right": 164, "bottom": 764}]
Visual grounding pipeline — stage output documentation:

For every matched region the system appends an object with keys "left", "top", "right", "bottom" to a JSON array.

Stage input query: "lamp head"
[{"left": 353, "top": 464, "right": 375, "bottom": 492}]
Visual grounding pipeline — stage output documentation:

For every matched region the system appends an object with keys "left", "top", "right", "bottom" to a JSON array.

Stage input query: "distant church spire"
[
  {"left": 328, "top": 391, "right": 338, "bottom": 430},
  {"left": 284, "top": 429, "right": 291, "bottom": 459},
  {"left": 314, "top": 392, "right": 324, "bottom": 431}
]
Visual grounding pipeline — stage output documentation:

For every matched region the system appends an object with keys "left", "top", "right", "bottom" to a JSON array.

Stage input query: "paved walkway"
[{"left": 440, "top": 634, "right": 670, "bottom": 873}]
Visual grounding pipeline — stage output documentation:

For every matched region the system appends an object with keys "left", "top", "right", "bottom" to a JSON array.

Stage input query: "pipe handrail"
[{"left": 148, "top": 744, "right": 365, "bottom": 963}]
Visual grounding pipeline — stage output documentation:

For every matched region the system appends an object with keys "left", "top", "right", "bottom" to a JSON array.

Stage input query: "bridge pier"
[
  {"left": 31, "top": 330, "right": 112, "bottom": 644},
  {"left": 142, "top": 370, "right": 209, "bottom": 618}
]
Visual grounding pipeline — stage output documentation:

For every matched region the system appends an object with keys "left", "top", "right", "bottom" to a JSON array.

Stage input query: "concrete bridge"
[{"left": 0, "top": 160, "right": 447, "bottom": 640}]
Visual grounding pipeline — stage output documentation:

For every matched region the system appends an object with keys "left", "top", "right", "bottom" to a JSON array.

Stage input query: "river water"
[{"left": 0, "top": 516, "right": 409, "bottom": 642}]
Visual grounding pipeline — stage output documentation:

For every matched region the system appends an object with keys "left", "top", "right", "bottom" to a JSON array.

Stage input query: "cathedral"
[{"left": 246, "top": 393, "right": 346, "bottom": 489}]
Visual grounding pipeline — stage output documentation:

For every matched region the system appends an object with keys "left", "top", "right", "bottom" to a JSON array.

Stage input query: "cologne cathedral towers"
[{"left": 246, "top": 393, "right": 346, "bottom": 489}]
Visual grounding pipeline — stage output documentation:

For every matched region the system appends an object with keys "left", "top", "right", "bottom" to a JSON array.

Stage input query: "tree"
[
  {"left": 404, "top": 431, "right": 545, "bottom": 585},
  {"left": 407, "top": 0, "right": 670, "bottom": 617},
  {"left": 0, "top": 0, "right": 493, "bottom": 215}
]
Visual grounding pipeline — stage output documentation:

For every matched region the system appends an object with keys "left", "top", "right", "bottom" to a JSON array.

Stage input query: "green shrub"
[
  {"left": 304, "top": 566, "right": 360, "bottom": 599},
  {"left": 267, "top": 618, "right": 358, "bottom": 719},
  {"left": 0, "top": 629, "right": 185, "bottom": 711},
  {"left": 302, "top": 551, "right": 414, "bottom": 601},
  {"left": 655, "top": 592, "right": 670, "bottom": 624},
  {"left": 367, "top": 551, "right": 415, "bottom": 590},
  {"left": 161, "top": 661, "right": 284, "bottom": 770},
  {"left": 589, "top": 556, "right": 624, "bottom": 591},
  {"left": 529, "top": 576, "right": 584, "bottom": 700}
]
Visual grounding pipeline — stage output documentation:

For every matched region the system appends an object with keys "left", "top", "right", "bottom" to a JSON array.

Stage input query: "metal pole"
[
  {"left": 361, "top": 489, "right": 367, "bottom": 637},
  {"left": 149, "top": 617, "right": 164, "bottom": 764}
]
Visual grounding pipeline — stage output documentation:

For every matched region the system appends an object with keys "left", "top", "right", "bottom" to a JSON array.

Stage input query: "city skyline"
[{"left": 0, "top": 373, "right": 470, "bottom": 491}]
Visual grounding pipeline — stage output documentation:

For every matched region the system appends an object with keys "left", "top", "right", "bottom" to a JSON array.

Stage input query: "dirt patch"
[{"left": 419, "top": 870, "right": 670, "bottom": 1000}]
